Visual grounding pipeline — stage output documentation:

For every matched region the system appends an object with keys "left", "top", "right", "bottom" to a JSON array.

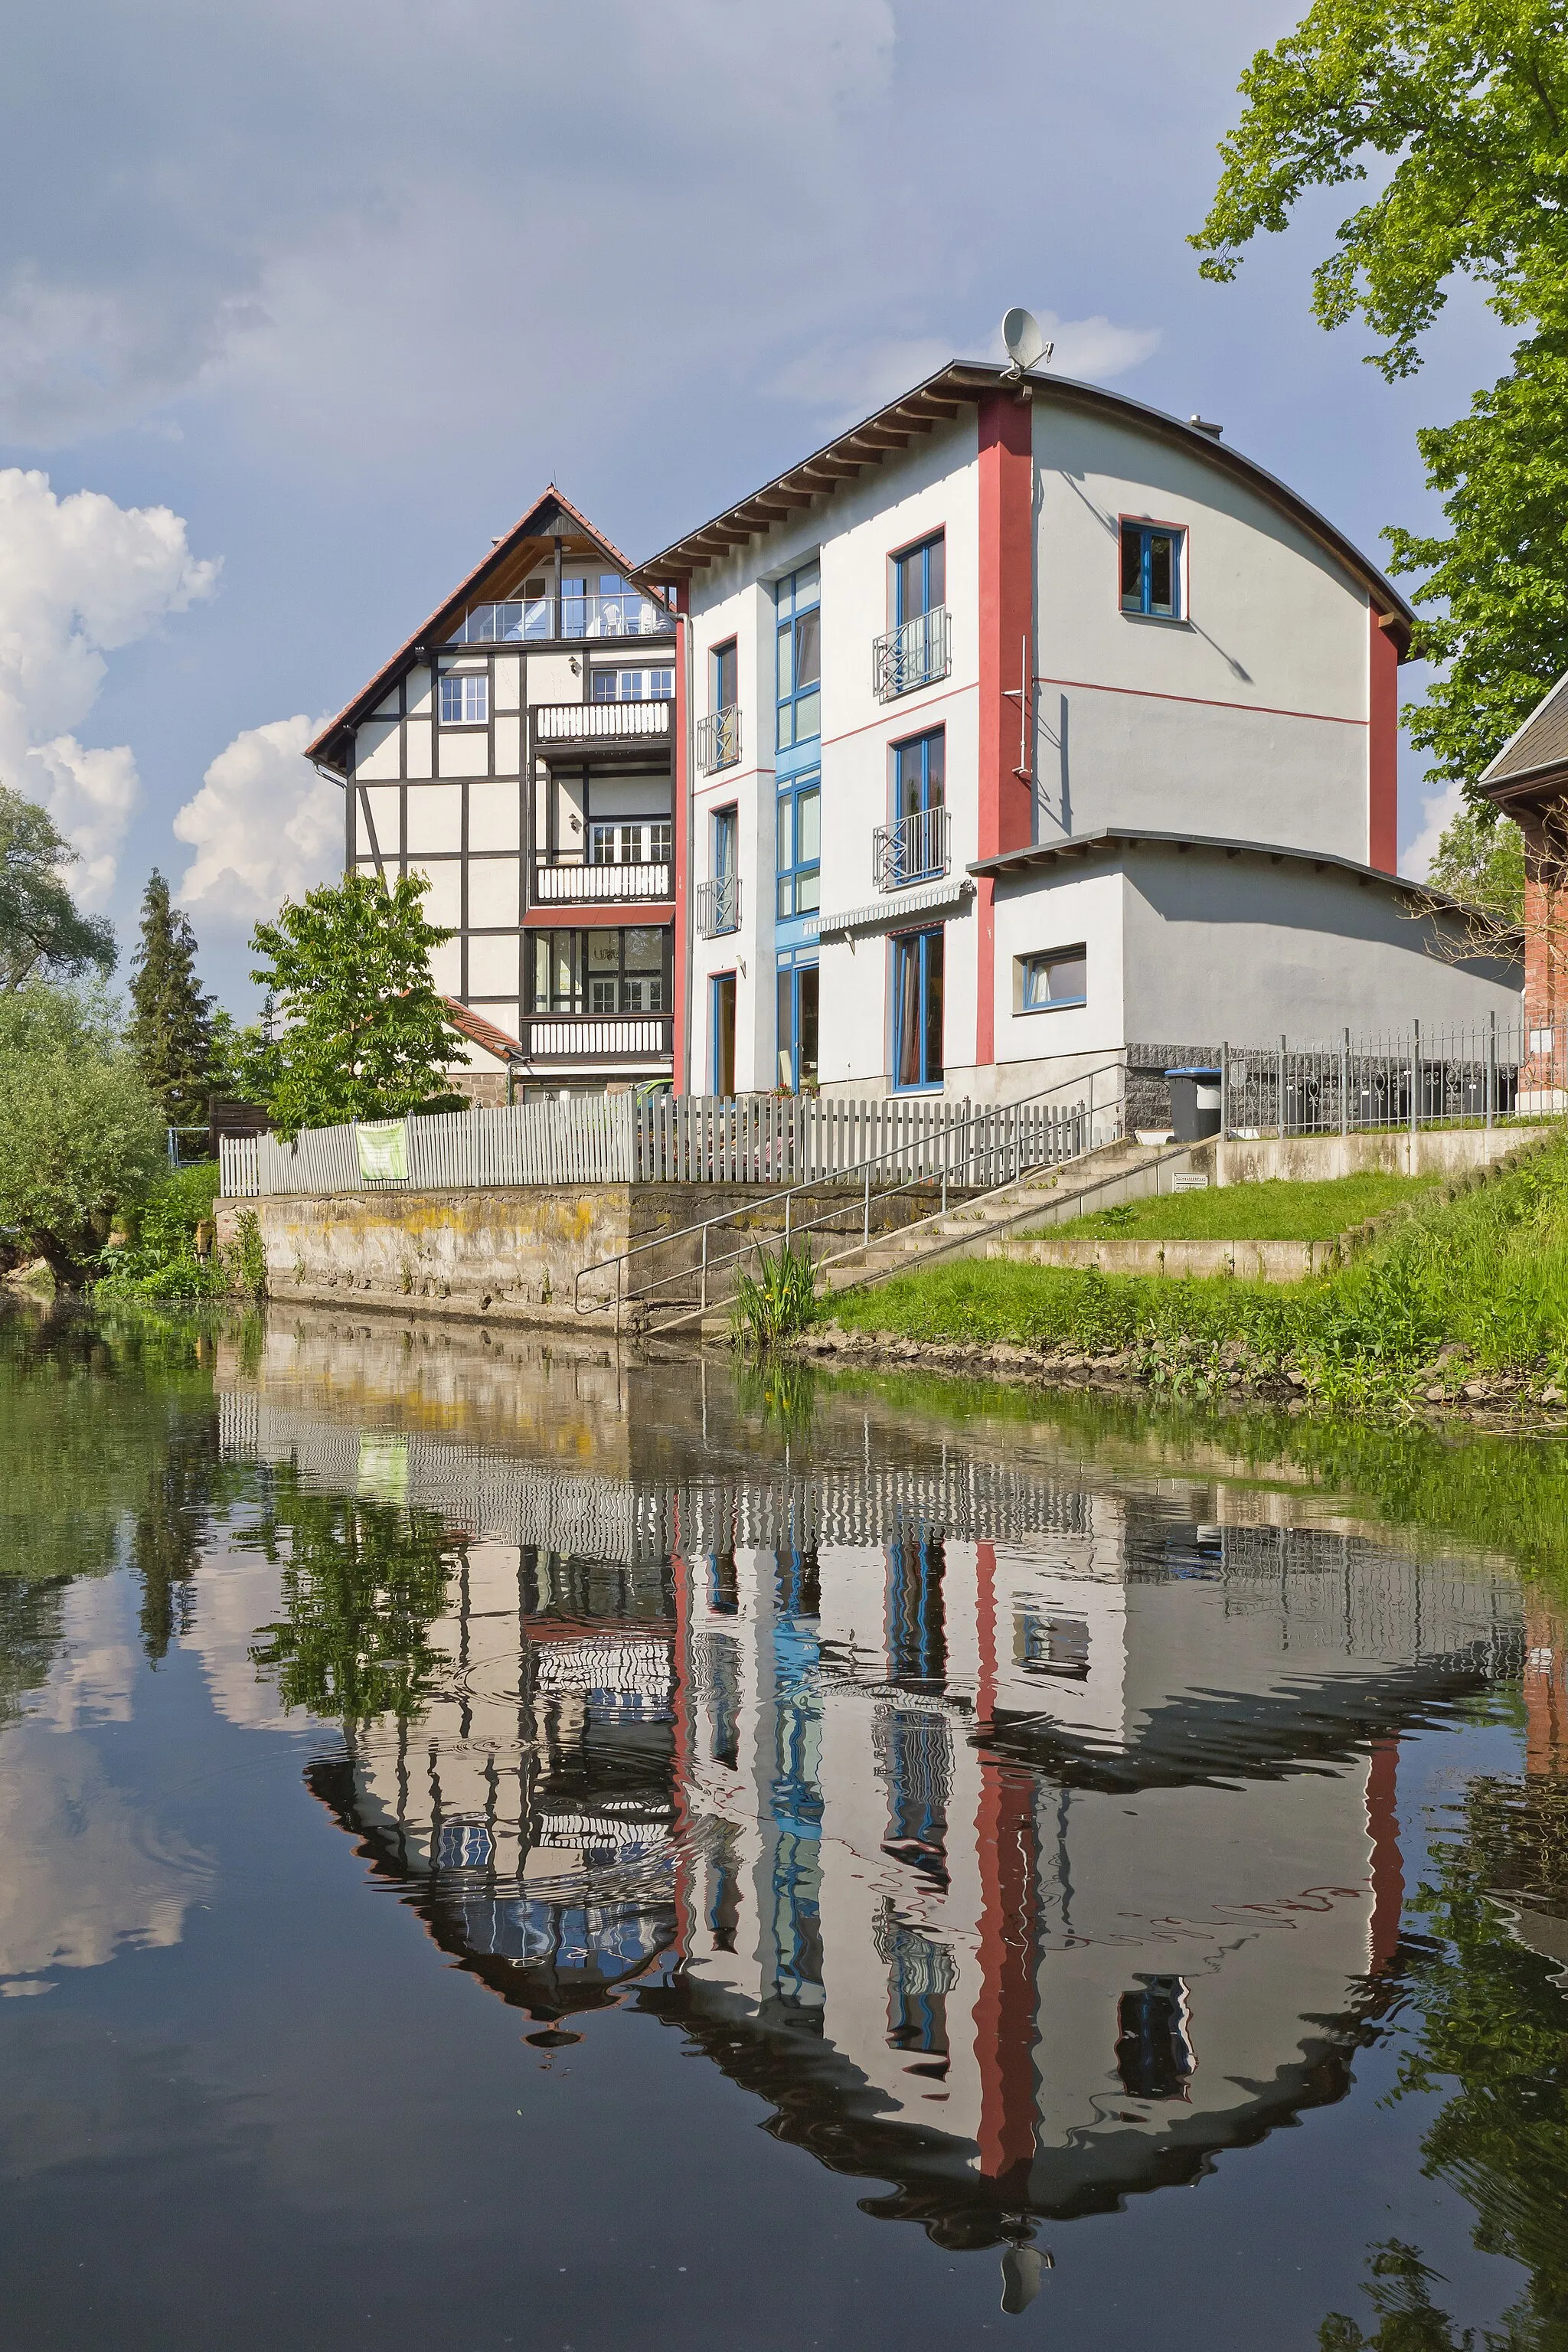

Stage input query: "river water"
[{"left": 2, "top": 1303, "right": 1565, "bottom": 2350}]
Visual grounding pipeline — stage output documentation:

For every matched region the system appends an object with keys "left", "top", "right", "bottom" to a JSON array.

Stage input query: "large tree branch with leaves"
[
  {"left": 1192, "top": 0, "right": 1568, "bottom": 807},
  {"left": 0, "top": 786, "right": 117, "bottom": 992}
]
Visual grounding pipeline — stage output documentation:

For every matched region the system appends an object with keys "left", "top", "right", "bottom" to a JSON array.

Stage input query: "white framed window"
[
  {"left": 439, "top": 671, "right": 488, "bottom": 726},
  {"left": 591, "top": 667, "right": 674, "bottom": 702},
  {"left": 1016, "top": 945, "right": 1087, "bottom": 1013}
]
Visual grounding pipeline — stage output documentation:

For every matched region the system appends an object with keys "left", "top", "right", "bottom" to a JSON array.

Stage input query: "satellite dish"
[{"left": 1002, "top": 307, "right": 1049, "bottom": 373}]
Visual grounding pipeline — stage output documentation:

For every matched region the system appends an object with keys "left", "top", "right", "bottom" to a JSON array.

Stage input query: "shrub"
[{"left": 731, "top": 1240, "right": 819, "bottom": 1349}]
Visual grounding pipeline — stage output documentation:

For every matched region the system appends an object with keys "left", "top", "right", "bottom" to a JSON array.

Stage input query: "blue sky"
[{"left": 0, "top": 0, "right": 1510, "bottom": 1011}]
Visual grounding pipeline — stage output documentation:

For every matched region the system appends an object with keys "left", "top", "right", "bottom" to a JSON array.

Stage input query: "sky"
[{"left": 0, "top": 0, "right": 1514, "bottom": 1014}]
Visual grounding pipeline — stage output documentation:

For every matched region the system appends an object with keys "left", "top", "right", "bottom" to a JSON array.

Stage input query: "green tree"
[
  {"left": 247, "top": 1474, "right": 458, "bottom": 1721},
  {"left": 1425, "top": 803, "right": 1527, "bottom": 920},
  {"left": 0, "top": 983, "right": 165, "bottom": 1279},
  {"left": 127, "top": 870, "right": 214, "bottom": 1128},
  {"left": 247, "top": 871, "right": 460, "bottom": 1138},
  {"left": 0, "top": 786, "right": 116, "bottom": 991},
  {"left": 1191, "top": 0, "right": 1568, "bottom": 789}
]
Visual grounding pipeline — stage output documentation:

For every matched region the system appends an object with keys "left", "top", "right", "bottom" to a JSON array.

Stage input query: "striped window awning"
[{"left": 815, "top": 875, "right": 975, "bottom": 939}]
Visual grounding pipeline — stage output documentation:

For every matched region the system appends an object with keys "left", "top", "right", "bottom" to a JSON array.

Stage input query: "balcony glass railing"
[
  {"left": 697, "top": 705, "right": 741, "bottom": 774},
  {"left": 697, "top": 875, "right": 741, "bottom": 938},
  {"left": 872, "top": 606, "right": 951, "bottom": 701},
  {"left": 448, "top": 594, "right": 675, "bottom": 645},
  {"left": 873, "top": 805, "right": 950, "bottom": 891}
]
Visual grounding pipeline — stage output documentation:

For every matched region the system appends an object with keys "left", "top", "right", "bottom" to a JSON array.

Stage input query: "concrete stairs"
[{"left": 818, "top": 1135, "right": 1194, "bottom": 1298}]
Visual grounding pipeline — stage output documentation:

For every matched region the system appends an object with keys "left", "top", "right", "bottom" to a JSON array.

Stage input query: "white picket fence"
[{"left": 219, "top": 1091, "right": 1093, "bottom": 1200}]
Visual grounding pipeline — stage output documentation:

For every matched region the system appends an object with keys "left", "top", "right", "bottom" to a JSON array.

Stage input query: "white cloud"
[
  {"left": 174, "top": 714, "right": 340, "bottom": 924},
  {"left": 1401, "top": 774, "right": 1465, "bottom": 880},
  {"left": 0, "top": 468, "right": 217, "bottom": 903}
]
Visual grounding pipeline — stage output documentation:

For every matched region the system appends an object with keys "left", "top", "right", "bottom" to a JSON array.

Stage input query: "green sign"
[{"left": 356, "top": 1119, "right": 409, "bottom": 1182}]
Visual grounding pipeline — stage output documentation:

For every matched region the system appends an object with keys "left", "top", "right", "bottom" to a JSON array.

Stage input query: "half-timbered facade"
[{"left": 307, "top": 491, "right": 681, "bottom": 1101}]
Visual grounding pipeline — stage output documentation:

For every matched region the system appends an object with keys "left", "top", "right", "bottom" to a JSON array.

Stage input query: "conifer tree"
[{"left": 127, "top": 871, "right": 214, "bottom": 1129}]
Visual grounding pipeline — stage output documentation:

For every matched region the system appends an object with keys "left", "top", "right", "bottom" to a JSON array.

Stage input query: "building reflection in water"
[{"left": 227, "top": 1387, "right": 1525, "bottom": 2259}]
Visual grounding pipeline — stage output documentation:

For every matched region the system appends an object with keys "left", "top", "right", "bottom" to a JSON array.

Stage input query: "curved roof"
[{"left": 638, "top": 360, "right": 1416, "bottom": 653}]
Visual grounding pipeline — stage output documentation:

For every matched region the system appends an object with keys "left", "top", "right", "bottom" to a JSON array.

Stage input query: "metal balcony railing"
[
  {"left": 535, "top": 700, "right": 673, "bottom": 743},
  {"left": 697, "top": 705, "right": 741, "bottom": 773},
  {"left": 697, "top": 875, "right": 741, "bottom": 938},
  {"left": 448, "top": 593, "right": 675, "bottom": 645},
  {"left": 874, "top": 805, "right": 950, "bottom": 890},
  {"left": 872, "top": 606, "right": 951, "bottom": 701}
]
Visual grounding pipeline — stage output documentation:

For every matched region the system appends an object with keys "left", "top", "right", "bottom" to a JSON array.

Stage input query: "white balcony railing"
[
  {"left": 697, "top": 874, "right": 741, "bottom": 937},
  {"left": 534, "top": 861, "right": 674, "bottom": 905},
  {"left": 449, "top": 593, "right": 675, "bottom": 645},
  {"left": 524, "top": 1014, "right": 675, "bottom": 1061},
  {"left": 535, "top": 700, "right": 673, "bottom": 743},
  {"left": 872, "top": 606, "right": 951, "bottom": 701},
  {"left": 697, "top": 705, "right": 741, "bottom": 773},
  {"left": 873, "top": 805, "right": 950, "bottom": 891}
]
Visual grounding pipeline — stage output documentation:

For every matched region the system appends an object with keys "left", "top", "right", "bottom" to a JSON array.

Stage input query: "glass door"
[{"left": 892, "top": 929, "right": 944, "bottom": 1090}]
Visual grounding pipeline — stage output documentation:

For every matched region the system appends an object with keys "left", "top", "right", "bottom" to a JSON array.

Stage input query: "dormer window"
[{"left": 1120, "top": 522, "right": 1184, "bottom": 620}]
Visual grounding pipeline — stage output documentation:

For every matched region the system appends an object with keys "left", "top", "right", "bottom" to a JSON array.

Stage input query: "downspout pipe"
[{"left": 680, "top": 599, "right": 697, "bottom": 1095}]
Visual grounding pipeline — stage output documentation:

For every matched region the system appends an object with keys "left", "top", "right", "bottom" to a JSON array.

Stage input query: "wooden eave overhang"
[
  {"left": 634, "top": 361, "right": 1415, "bottom": 655},
  {"left": 969, "top": 825, "right": 1519, "bottom": 942},
  {"left": 1478, "top": 756, "right": 1568, "bottom": 820},
  {"left": 307, "top": 487, "right": 674, "bottom": 776}
]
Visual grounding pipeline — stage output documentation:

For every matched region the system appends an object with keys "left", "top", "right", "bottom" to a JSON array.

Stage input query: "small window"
[
  {"left": 591, "top": 667, "right": 674, "bottom": 702},
  {"left": 439, "top": 671, "right": 488, "bottom": 725},
  {"left": 712, "top": 639, "right": 738, "bottom": 712},
  {"left": 1018, "top": 946, "right": 1087, "bottom": 1012},
  {"left": 1119, "top": 522, "right": 1184, "bottom": 619}
]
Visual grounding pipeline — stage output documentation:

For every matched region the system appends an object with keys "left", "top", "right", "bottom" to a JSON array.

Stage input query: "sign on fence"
[{"left": 355, "top": 1120, "right": 409, "bottom": 1183}]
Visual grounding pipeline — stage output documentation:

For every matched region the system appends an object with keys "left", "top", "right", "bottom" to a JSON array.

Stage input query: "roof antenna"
[{"left": 1001, "top": 307, "right": 1052, "bottom": 382}]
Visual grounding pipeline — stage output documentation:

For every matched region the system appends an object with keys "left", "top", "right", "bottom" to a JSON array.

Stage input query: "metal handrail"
[
  {"left": 573, "top": 1059, "right": 1129, "bottom": 1332},
  {"left": 697, "top": 706, "right": 741, "bottom": 773},
  {"left": 874, "top": 805, "right": 949, "bottom": 891},
  {"left": 872, "top": 607, "right": 951, "bottom": 701},
  {"left": 697, "top": 874, "right": 741, "bottom": 937}
]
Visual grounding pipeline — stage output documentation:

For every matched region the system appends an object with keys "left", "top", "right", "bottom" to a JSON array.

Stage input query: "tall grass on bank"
[
  {"left": 731, "top": 1241, "right": 818, "bottom": 1350},
  {"left": 830, "top": 1132, "right": 1568, "bottom": 1400}
]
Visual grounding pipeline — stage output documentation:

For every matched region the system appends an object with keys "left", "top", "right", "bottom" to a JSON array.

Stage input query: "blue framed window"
[
  {"left": 1017, "top": 943, "right": 1087, "bottom": 1012},
  {"left": 776, "top": 774, "right": 820, "bottom": 919},
  {"left": 776, "top": 563, "right": 821, "bottom": 750},
  {"left": 1119, "top": 521, "right": 1184, "bottom": 619},
  {"left": 776, "top": 956, "right": 818, "bottom": 1093},
  {"left": 439, "top": 671, "right": 488, "bottom": 724},
  {"left": 893, "top": 531, "right": 945, "bottom": 625},
  {"left": 712, "top": 638, "right": 737, "bottom": 711},
  {"left": 888, "top": 728, "right": 946, "bottom": 884},
  {"left": 892, "top": 926, "right": 944, "bottom": 1091}
]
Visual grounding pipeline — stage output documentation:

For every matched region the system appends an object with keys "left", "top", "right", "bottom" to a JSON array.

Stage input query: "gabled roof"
[
  {"left": 307, "top": 487, "right": 670, "bottom": 774},
  {"left": 1478, "top": 667, "right": 1568, "bottom": 809},
  {"left": 637, "top": 360, "right": 1416, "bottom": 652},
  {"left": 443, "top": 998, "right": 524, "bottom": 1063}
]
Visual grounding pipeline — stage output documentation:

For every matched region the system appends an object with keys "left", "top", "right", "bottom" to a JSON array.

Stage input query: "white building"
[
  {"left": 307, "top": 489, "right": 681, "bottom": 1101},
  {"left": 648, "top": 361, "right": 1519, "bottom": 1102}
]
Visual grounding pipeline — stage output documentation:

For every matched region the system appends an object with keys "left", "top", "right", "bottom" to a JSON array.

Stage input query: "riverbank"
[{"left": 801, "top": 1128, "right": 1568, "bottom": 1423}]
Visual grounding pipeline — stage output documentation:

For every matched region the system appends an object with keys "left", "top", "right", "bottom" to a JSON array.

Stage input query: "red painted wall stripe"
[
  {"left": 976, "top": 394, "right": 1034, "bottom": 1070},
  {"left": 1364, "top": 1736, "right": 1403, "bottom": 1975},
  {"left": 972, "top": 1539, "right": 1040, "bottom": 2190},
  {"left": 673, "top": 612, "right": 691, "bottom": 1086},
  {"left": 1367, "top": 609, "right": 1398, "bottom": 874}
]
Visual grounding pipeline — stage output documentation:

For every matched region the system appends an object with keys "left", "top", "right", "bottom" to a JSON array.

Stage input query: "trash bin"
[{"left": 1165, "top": 1065, "right": 1222, "bottom": 1143}]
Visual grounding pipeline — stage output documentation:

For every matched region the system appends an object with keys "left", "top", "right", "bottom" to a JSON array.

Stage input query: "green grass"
[
  {"left": 829, "top": 1130, "right": 1568, "bottom": 1403},
  {"left": 1058, "top": 1171, "right": 1441, "bottom": 1243}
]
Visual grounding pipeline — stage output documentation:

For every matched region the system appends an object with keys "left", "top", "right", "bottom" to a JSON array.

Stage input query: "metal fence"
[
  {"left": 1214, "top": 1018, "right": 1540, "bottom": 1139},
  {"left": 220, "top": 1088, "right": 1099, "bottom": 1200}
]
